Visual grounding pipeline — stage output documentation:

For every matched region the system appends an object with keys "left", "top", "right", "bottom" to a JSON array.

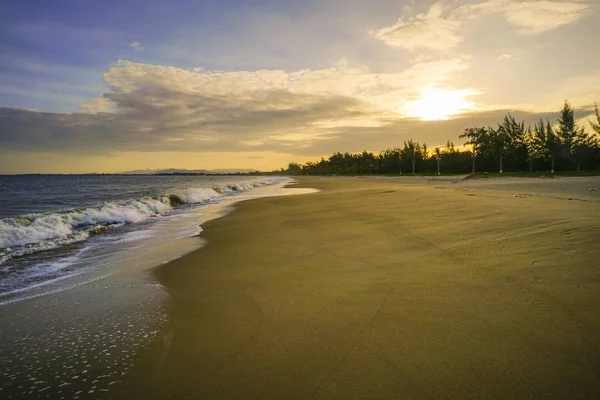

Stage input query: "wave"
[{"left": 0, "top": 177, "right": 286, "bottom": 264}]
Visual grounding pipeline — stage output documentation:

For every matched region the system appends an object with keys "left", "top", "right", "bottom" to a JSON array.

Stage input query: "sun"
[{"left": 407, "top": 86, "right": 477, "bottom": 121}]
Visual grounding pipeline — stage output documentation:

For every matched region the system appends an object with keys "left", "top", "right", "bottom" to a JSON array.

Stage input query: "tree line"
[{"left": 278, "top": 100, "right": 600, "bottom": 176}]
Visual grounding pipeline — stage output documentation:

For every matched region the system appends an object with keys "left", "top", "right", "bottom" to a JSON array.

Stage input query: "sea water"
[
  {"left": 0, "top": 174, "right": 299, "bottom": 399},
  {"left": 0, "top": 174, "right": 289, "bottom": 305}
]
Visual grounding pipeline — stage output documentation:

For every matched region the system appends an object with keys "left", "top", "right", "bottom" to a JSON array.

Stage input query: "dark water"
[
  {"left": 0, "top": 174, "right": 289, "bottom": 398},
  {"left": 0, "top": 174, "right": 286, "bottom": 305},
  {"left": 0, "top": 174, "right": 267, "bottom": 218}
]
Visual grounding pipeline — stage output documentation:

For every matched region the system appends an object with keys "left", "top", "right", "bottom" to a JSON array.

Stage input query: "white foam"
[
  {"left": 0, "top": 177, "right": 290, "bottom": 271},
  {"left": 0, "top": 177, "right": 298, "bottom": 306},
  {"left": 0, "top": 198, "right": 171, "bottom": 249},
  {"left": 0, "top": 272, "right": 114, "bottom": 307},
  {"left": 117, "top": 230, "right": 155, "bottom": 243},
  {"left": 0, "top": 271, "right": 85, "bottom": 298},
  {"left": 177, "top": 187, "right": 221, "bottom": 204},
  {"left": 0, "top": 230, "right": 90, "bottom": 264},
  {"left": 0, "top": 244, "right": 93, "bottom": 297}
]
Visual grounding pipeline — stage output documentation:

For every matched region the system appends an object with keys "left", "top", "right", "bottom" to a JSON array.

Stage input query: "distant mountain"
[
  {"left": 119, "top": 168, "right": 260, "bottom": 175},
  {"left": 154, "top": 168, "right": 209, "bottom": 175},
  {"left": 119, "top": 169, "right": 163, "bottom": 175},
  {"left": 209, "top": 168, "right": 261, "bottom": 174}
]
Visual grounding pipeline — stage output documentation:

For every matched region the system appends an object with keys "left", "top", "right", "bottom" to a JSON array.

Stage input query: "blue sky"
[
  {"left": 1, "top": 0, "right": 599, "bottom": 172},
  {"left": 0, "top": 0, "right": 441, "bottom": 112},
  {"left": 1, "top": 0, "right": 242, "bottom": 110}
]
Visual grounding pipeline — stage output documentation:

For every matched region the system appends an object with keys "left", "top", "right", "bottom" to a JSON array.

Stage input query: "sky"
[{"left": 1, "top": 0, "right": 599, "bottom": 173}]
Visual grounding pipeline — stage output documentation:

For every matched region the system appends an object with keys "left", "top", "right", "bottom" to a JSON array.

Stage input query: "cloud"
[
  {"left": 1, "top": 59, "right": 477, "bottom": 156},
  {"left": 496, "top": 52, "right": 524, "bottom": 61},
  {"left": 540, "top": 70, "right": 600, "bottom": 110},
  {"left": 458, "top": 0, "right": 592, "bottom": 33},
  {"left": 503, "top": 1, "right": 592, "bottom": 35},
  {"left": 90, "top": 58, "right": 471, "bottom": 118},
  {"left": 371, "top": 3, "right": 462, "bottom": 51},
  {"left": 130, "top": 41, "right": 143, "bottom": 52},
  {"left": 9, "top": 58, "right": 594, "bottom": 160},
  {"left": 2, "top": 99, "right": 593, "bottom": 162},
  {"left": 373, "top": 0, "right": 593, "bottom": 52},
  {"left": 267, "top": 107, "right": 582, "bottom": 157}
]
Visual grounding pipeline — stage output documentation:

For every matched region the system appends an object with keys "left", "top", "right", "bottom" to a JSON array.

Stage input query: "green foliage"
[
  {"left": 554, "top": 100, "right": 597, "bottom": 170},
  {"left": 557, "top": 100, "right": 578, "bottom": 154},
  {"left": 459, "top": 126, "right": 487, "bottom": 156},
  {"left": 497, "top": 113, "right": 525, "bottom": 156},
  {"left": 281, "top": 100, "right": 600, "bottom": 176},
  {"left": 286, "top": 162, "right": 303, "bottom": 175},
  {"left": 589, "top": 102, "right": 600, "bottom": 135}
]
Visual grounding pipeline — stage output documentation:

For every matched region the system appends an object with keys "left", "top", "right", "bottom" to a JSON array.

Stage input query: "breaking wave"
[{"left": 0, "top": 178, "right": 285, "bottom": 264}]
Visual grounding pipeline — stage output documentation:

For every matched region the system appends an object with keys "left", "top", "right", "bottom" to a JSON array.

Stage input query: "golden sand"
[{"left": 119, "top": 176, "right": 600, "bottom": 399}]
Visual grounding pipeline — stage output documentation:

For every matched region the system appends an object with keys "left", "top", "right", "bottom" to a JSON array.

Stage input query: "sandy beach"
[{"left": 119, "top": 176, "right": 600, "bottom": 399}]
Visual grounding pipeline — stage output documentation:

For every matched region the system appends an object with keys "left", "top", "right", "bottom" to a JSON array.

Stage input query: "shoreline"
[
  {"left": 118, "top": 176, "right": 600, "bottom": 399},
  {"left": 0, "top": 179, "right": 309, "bottom": 399}
]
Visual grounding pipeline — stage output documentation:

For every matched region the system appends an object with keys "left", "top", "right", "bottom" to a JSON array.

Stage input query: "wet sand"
[{"left": 120, "top": 176, "right": 600, "bottom": 399}]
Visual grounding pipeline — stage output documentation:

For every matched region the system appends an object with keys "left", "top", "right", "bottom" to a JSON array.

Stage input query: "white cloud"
[
  {"left": 371, "top": 3, "right": 462, "bottom": 51},
  {"left": 496, "top": 52, "right": 524, "bottom": 61},
  {"left": 78, "top": 96, "right": 117, "bottom": 114},
  {"left": 0, "top": 59, "right": 482, "bottom": 156},
  {"left": 503, "top": 1, "right": 592, "bottom": 35},
  {"left": 130, "top": 41, "right": 143, "bottom": 52},
  {"left": 540, "top": 70, "right": 600, "bottom": 109},
  {"left": 88, "top": 58, "right": 473, "bottom": 119},
  {"left": 456, "top": 0, "right": 592, "bottom": 34},
  {"left": 373, "top": 0, "right": 593, "bottom": 52}
]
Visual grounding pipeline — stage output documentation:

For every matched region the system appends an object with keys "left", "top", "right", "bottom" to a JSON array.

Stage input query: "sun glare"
[{"left": 407, "top": 86, "right": 476, "bottom": 121}]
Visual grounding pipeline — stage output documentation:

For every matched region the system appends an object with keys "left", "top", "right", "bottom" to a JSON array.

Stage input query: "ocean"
[
  {"left": 0, "top": 174, "right": 288, "bottom": 306},
  {"left": 0, "top": 174, "right": 293, "bottom": 399}
]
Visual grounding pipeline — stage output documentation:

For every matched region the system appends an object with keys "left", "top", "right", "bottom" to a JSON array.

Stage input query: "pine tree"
[
  {"left": 572, "top": 132, "right": 597, "bottom": 171},
  {"left": 488, "top": 127, "right": 509, "bottom": 173},
  {"left": 459, "top": 127, "right": 487, "bottom": 173},
  {"left": 525, "top": 122, "right": 544, "bottom": 172},
  {"left": 545, "top": 119, "right": 561, "bottom": 173},
  {"left": 497, "top": 113, "right": 526, "bottom": 172},
  {"left": 403, "top": 140, "right": 419, "bottom": 175},
  {"left": 589, "top": 102, "right": 600, "bottom": 134},
  {"left": 556, "top": 100, "right": 584, "bottom": 163}
]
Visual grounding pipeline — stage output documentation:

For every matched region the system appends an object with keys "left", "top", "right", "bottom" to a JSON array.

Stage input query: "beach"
[
  {"left": 0, "top": 177, "right": 298, "bottom": 399},
  {"left": 117, "top": 176, "right": 600, "bottom": 399}
]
